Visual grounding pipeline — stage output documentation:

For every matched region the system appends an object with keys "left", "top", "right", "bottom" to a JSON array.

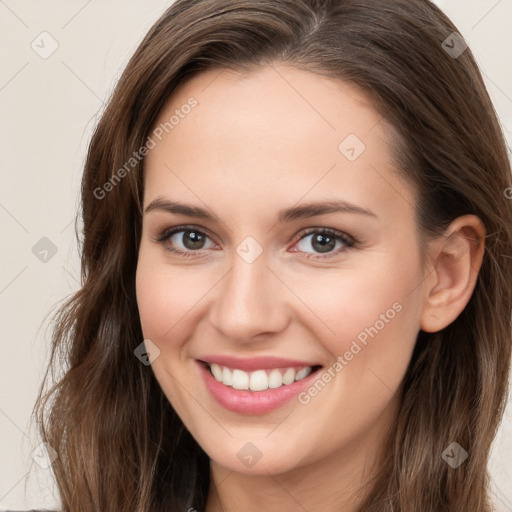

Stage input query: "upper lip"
[{"left": 197, "top": 355, "right": 321, "bottom": 372}]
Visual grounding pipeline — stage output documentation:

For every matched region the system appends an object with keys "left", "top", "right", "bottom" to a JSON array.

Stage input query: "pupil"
[
  {"left": 313, "top": 233, "right": 335, "bottom": 253},
  {"left": 184, "top": 230, "right": 205, "bottom": 249}
]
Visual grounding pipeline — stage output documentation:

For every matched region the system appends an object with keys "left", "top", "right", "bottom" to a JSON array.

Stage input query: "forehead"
[
  {"left": 154, "top": 64, "right": 380, "bottom": 149},
  {"left": 143, "top": 64, "right": 416, "bottom": 224}
]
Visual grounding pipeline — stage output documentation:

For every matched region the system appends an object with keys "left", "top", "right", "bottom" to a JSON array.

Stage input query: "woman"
[{"left": 33, "top": 0, "right": 512, "bottom": 511}]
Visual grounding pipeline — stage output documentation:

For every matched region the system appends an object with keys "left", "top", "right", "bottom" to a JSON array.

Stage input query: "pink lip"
[
  {"left": 196, "top": 360, "right": 321, "bottom": 415},
  {"left": 198, "top": 354, "right": 319, "bottom": 371}
]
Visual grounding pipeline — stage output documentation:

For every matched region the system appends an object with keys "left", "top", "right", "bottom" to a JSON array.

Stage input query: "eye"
[
  {"left": 153, "top": 226, "right": 216, "bottom": 257},
  {"left": 291, "top": 228, "right": 355, "bottom": 259},
  {"left": 153, "top": 225, "right": 356, "bottom": 260}
]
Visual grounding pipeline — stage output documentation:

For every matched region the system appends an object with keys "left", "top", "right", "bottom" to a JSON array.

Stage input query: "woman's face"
[{"left": 136, "top": 64, "right": 429, "bottom": 476}]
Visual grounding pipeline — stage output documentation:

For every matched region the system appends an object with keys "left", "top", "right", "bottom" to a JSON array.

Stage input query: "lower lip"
[{"left": 197, "top": 361, "right": 320, "bottom": 415}]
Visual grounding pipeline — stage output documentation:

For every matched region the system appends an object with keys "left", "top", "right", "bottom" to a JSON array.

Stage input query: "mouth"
[
  {"left": 196, "top": 358, "right": 323, "bottom": 415},
  {"left": 200, "top": 360, "right": 323, "bottom": 392}
]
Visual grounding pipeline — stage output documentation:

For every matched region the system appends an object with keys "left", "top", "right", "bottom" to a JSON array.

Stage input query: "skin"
[{"left": 135, "top": 64, "right": 485, "bottom": 512}]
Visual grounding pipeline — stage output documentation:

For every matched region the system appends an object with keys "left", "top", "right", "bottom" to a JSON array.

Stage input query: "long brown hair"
[{"left": 33, "top": 1, "right": 512, "bottom": 510}]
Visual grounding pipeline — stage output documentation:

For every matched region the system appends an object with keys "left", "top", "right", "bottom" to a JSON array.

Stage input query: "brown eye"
[
  {"left": 293, "top": 228, "right": 355, "bottom": 259},
  {"left": 155, "top": 226, "right": 215, "bottom": 256},
  {"left": 310, "top": 233, "right": 337, "bottom": 253},
  {"left": 179, "top": 230, "right": 207, "bottom": 250}
]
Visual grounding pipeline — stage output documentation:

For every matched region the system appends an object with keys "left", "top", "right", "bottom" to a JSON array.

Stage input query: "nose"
[{"left": 208, "top": 250, "right": 290, "bottom": 343}]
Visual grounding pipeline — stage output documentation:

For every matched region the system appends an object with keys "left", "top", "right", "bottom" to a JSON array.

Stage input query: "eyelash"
[{"left": 153, "top": 225, "right": 357, "bottom": 260}]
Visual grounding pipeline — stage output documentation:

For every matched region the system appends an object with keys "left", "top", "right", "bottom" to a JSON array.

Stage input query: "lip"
[
  {"left": 196, "top": 359, "right": 322, "bottom": 415},
  {"left": 197, "top": 354, "right": 320, "bottom": 372}
]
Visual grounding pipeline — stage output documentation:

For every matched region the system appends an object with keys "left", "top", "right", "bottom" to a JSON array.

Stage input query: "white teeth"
[
  {"left": 268, "top": 369, "right": 283, "bottom": 389},
  {"left": 282, "top": 367, "right": 296, "bottom": 385},
  {"left": 249, "top": 370, "right": 268, "bottom": 391},
  {"left": 210, "top": 363, "right": 223, "bottom": 381},
  {"left": 232, "top": 369, "right": 249, "bottom": 390},
  {"left": 222, "top": 366, "right": 233, "bottom": 386},
  {"left": 207, "top": 363, "right": 314, "bottom": 391},
  {"left": 295, "top": 367, "right": 312, "bottom": 381}
]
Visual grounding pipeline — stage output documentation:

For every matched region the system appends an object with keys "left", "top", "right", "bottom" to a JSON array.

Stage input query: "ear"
[{"left": 420, "top": 215, "right": 486, "bottom": 333}]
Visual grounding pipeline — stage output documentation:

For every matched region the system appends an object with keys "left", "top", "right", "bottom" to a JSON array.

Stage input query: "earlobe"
[{"left": 420, "top": 215, "right": 486, "bottom": 333}]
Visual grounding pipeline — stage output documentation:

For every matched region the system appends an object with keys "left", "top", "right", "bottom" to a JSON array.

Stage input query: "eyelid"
[
  {"left": 153, "top": 224, "right": 357, "bottom": 259},
  {"left": 288, "top": 227, "right": 356, "bottom": 260},
  {"left": 292, "top": 227, "right": 355, "bottom": 247},
  {"left": 153, "top": 224, "right": 218, "bottom": 245}
]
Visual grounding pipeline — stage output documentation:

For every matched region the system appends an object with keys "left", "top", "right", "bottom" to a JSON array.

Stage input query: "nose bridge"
[{"left": 209, "top": 247, "right": 288, "bottom": 340}]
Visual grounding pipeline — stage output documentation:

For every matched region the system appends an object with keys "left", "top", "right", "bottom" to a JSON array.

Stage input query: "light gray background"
[{"left": 1, "top": 0, "right": 511, "bottom": 510}]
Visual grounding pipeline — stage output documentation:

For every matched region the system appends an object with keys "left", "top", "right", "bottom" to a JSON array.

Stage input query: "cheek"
[
  {"left": 135, "top": 254, "right": 204, "bottom": 416},
  {"left": 294, "top": 254, "right": 420, "bottom": 352},
  {"left": 135, "top": 253, "right": 209, "bottom": 341},
  {"left": 136, "top": 265, "right": 173, "bottom": 340},
  {"left": 293, "top": 245, "right": 422, "bottom": 406},
  {"left": 289, "top": 263, "right": 420, "bottom": 461}
]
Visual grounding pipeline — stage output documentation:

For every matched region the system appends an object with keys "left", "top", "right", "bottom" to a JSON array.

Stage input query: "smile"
[
  {"left": 196, "top": 357, "right": 323, "bottom": 415},
  {"left": 207, "top": 363, "right": 316, "bottom": 391}
]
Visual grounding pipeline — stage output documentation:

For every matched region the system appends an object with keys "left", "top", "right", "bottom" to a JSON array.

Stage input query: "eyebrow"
[{"left": 144, "top": 197, "right": 378, "bottom": 223}]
